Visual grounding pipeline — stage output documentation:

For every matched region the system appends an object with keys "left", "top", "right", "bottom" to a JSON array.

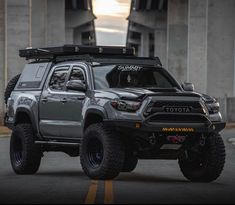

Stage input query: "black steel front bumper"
[{"left": 104, "top": 119, "right": 226, "bottom": 133}]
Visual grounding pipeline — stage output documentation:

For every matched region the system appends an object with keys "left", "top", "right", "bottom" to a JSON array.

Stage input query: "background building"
[
  {"left": 0, "top": 0, "right": 96, "bottom": 125},
  {"left": 126, "top": 0, "right": 235, "bottom": 121}
]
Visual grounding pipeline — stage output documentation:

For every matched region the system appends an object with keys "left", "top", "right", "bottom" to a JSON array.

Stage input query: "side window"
[
  {"left": 49, "top": 67, "right": 69, "bottom": 91},
  {"left": 69, "top": 66, "right": 85, "bottom": 81}
]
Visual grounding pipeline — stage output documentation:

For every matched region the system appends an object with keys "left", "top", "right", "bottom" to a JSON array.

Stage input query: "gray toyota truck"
[{"left": 4, "top": 45, "right": 225, "bottom": 181}]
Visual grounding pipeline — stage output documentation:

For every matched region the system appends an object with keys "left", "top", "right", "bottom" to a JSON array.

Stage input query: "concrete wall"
[
  {"left": 31, "top": 0, "right": 47, "bottom": 47},
  {"left": 0, "top": 0, "right": 6, "bottom": 125},
  {"left": 187, "top": 0, "right": 208, "bottom": 94},
  {"left": 167, "top": 0, "right": 188, "bottom": 84},
  {"left": 218, "top": 97, "right": 235, "bottom": 122},
  {"left": 154, "top": 12, "right": 167, "bottom": 67},
  {"left": 65, "top": 10, "right": 96, "bottom": 45},
  {"left": 32, "top": 0, "right": 66, "bottom": 47},
  {"left": 207, "top": 0, "right": 235, "bottom": 98},
  {"left": 7, "top": 0, "right": 30, "bottom": 80},
  {"left": 140, "top": 28, "right": 150, "bottom": 57},
  {"left": 0, "top": 0, "right": 96, "bottom": 125},
  {"left": 46, "top": 0, "right": 65, "bottom": 46}
]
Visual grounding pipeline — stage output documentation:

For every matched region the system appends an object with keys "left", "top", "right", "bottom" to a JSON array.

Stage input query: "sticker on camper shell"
[{"left": 117, "top": 65, "right": 143, "bottom": 71}]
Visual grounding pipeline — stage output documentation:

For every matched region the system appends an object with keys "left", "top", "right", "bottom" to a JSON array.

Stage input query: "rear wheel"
[
  {"left": 10, "top": 123, "right": 42, "bottom": 174},
  {"left": 80, "top": 123, "right": 125, "bottom": 180},
  {"left": 178, "top": 133, "right": 225, "bottom": 182}
]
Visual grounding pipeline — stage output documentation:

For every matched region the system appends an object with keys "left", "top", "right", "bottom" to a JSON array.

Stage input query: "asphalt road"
[{"left": 0, "top": 129, "right": 235, "bottom": 204}]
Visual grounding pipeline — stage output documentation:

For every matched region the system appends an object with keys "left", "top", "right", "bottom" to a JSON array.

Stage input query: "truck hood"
[{"left": 100, "top": 87, "right": 204, "bottom": 101}]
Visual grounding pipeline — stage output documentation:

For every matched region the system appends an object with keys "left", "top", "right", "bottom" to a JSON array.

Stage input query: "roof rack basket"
[{"left": 19, "top": 45, "right": 135, "bottom": 60}]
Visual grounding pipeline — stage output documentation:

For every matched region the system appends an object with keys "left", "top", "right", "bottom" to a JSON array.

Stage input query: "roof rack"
[{"left": 19, "top": 45, "right": 135, "bottom": 60}]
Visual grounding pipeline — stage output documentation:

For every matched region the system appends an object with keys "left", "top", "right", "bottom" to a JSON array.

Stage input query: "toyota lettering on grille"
[{"left": 164, "top": 106, "right": 191, "bottom": 113}]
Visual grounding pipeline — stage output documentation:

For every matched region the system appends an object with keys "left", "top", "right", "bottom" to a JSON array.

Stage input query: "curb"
[
  {"left": 0, "top": 134, "right": 10, "bottom": 138},
  {"left": 225, "top": 124, "right": 235, "bottom": 129}
]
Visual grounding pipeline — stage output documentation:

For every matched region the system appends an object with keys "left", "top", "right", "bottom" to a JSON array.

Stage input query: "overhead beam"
[{"left": 66, "top": 10, "right": 96, "bottom": 28}]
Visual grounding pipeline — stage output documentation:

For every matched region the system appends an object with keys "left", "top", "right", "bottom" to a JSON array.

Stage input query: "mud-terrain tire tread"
[
  {"left": 179, "top": 134, "right": 225, "bottom": 182},
  {"left": 80, "top": 123, "right": 125, "bottom": 180},
  {"left": 122, "top": 150, "right": 138, "bottom": 172},
  {"left": 10, "top": 123, "right": 41, "bottom": 174}
]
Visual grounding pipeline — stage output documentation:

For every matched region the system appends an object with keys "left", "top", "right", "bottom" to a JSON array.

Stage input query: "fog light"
[{"left": 135, "top": 123, "right": 141, "bottom": 128}]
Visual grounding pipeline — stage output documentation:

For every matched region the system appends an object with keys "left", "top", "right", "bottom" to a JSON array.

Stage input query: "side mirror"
[
  {"left": 182, "top": 82, "right": 194, "bottom": 92},
  {"left": 66, "top": 80, "right": 87, "bottom": 92}
]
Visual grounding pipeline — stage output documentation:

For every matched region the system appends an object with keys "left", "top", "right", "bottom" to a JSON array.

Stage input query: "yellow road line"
[
  {"left": 85, "top": 180, "right": 98, "bottom": 204},
  {"left": 104, "top": 180, "right": 113, "bottom": 204}
]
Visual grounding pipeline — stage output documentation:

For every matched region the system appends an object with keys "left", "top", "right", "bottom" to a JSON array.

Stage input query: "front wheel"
[
  {"left": 122, "top": 149, "right": 138, "bottom": 172},
  {"left": 178, "top": 133, "right": 225, "bottom": 182},
  {"left": 80, "top": 123, "right": 125, "bottom": 180}
]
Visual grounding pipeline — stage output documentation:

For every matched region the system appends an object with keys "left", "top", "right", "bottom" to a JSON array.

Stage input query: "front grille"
[
  {"left": 147, "top": 114, "right": 208, "bottom": 123},
  {"left": 153, "top": 101, "right": 202, "bottom": 108},
  {"left": 144, "top": 100, "right": 204, "bottom": 116}
]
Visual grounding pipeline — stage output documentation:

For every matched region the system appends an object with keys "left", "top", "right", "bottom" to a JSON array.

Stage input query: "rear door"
[{"left": 39, "top": 65, "right": 70, "bottom": 137}]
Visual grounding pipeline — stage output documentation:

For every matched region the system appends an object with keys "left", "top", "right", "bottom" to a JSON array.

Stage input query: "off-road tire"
[
  {"left": 4, "top": 74, "right": 21, "bottom": 104},
  {"left": 178, "top": 133, "right": 225, "bottom": 182},
  {"left": 80, "top": 123, "right": 125, "bottom": 180},
  {"left": 10, "top": 123, "right": 42, "bottom": 174},
  {"left": 122, "top": 149, "right": 138, "bottom": 172}
]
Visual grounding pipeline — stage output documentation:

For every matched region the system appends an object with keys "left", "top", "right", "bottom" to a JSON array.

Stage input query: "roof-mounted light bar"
[{"left": 19, "top": 45, "right": 135, "bottom": 60}]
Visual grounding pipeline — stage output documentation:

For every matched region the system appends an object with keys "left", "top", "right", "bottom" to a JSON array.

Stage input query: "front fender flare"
[{"left": 15, "top": 107, "right": 38, "bottom": 133}]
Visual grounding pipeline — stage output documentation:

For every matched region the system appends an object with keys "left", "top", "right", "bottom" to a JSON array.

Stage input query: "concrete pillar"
[
  {"left": 154, "top": 12, "right": 167, "bottom": 67},
  {"left": 7, "top": 0, "right": 30, "bottom": 80},
  {"left": 140, "top": 29, "right": 149, "bottom": 57},
  {"left": 65, "top": 27, "right": 74, "bottom": 44},
  {"left": 154, "top": 29, "right": 166, "bottom": 66},
  {"left": 207, "top": 0, "right": 235, "bottom": 97},
  {"left": 31, "top": 0, "right": 47, "bottom": 47},
  {"left": 0, "top": 0, "right": 6, "bottom": 125},
  {"left": 74, "top": 27, "right": 82, "bottom": 45},
  {"left": 46, "top": 0, "right": 65, "bottom": 46},
  {"left": 167, "top": 0, "right": 188, "bottom": 83},
  {"left": 187, "top": 0, "right": 208, "bottom": 93}
]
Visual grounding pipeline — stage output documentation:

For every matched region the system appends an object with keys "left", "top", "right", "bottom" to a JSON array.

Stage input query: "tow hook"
[
  {"left": 149, "top": 133, "right": 156, "bottom": 145},
  {"left": 199, "top": 135, "right": 206, "bottom": 146}
]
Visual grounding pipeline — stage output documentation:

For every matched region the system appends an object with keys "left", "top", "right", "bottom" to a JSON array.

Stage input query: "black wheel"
[
  {"left": 10, "top": 123, "right": 42, "bottom": 174},
  {"left": 178, "top": 133, "right": 225, "bottom": 182},
  {"left": 4, "top": 74, "right": 21, "bottom": 104},
  {"left": 122, "top": 149, "right": 138, "bottom": 172},
  {"left": 80, "top": 123, "right": 125, "bottom": 180}
]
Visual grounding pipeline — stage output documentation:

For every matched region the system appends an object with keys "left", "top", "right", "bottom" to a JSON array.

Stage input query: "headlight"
[
  {"left": 206, "top": 102, "right": 220, "bottom": 114},
  {"left": 110, "top": 100, "right": 141, "bottom": 112}
]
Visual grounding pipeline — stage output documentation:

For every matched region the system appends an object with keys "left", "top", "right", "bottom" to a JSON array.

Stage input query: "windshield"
[{"left": 92, "top": 65, "right": 178, "bottom": 89}]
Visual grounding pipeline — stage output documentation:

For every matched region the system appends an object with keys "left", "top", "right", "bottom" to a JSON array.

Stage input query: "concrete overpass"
[
  {"left": 127, "top": 0, "right": 235, "bottom": 100},
  {"left": 0, "top": 0, "right": 96, "bottom": 124}
]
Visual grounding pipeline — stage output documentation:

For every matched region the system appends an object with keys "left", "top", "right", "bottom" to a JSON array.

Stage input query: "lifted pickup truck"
[{"left": 4, "top": 45, "right": 225, "bottom": 181}]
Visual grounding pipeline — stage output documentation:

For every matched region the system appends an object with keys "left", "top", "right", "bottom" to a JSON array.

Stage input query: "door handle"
[
  {"left": 60, "top": 98, "right": 67, "bottom": 103},
  {"left": 77, "top": 96, "right": 85, "bottom": 100},
  {"left": 41, "top": 98, "right": 48, "bottom": 103}
]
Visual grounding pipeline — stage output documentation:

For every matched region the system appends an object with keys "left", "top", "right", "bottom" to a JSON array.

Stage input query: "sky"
[{"left": 93, "top": 0, "right": 131, "bottom": 46}]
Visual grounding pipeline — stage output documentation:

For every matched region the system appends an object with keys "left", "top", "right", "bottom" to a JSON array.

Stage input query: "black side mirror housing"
[
  {"left": 66, "top": 80, "right": 87, "bottom": 92},
  {"left": 182, "top": 82, "right": 194, "bottom": 92}
]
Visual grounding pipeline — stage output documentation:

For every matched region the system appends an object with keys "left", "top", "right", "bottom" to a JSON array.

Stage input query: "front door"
[{"left": 58, "top": 65, "right": 87, "bottom": 138}]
